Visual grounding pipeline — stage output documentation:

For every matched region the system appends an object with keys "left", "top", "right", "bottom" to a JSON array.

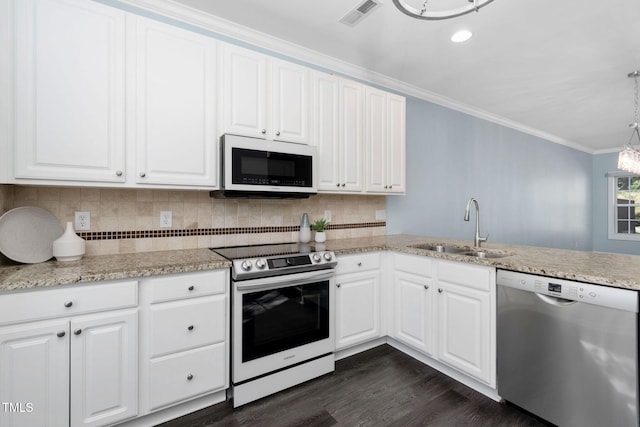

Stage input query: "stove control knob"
[
  {"left": 240, "top": 260, "right": 253, "bottom": 271},
  {"left": 323, "top": 252, "right": 333, "bottom": 262},
  {"left": 255, "top": 259, "right": 267, "bottom": 269},
  {"left": 312, "top": 253, "right": 322, "bottom": 263}
]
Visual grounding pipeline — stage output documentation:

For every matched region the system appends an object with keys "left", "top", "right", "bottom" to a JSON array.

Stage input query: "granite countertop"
[
  {"left": 0, "top": 248, "right": 230, "bottom": 292},
  {"left": 2, "top": 234, "right": 640, "bottom": 292}
]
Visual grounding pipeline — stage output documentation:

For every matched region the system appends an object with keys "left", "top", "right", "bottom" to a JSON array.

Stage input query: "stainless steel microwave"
[{"left": 211, "top": 134, "right": 317, "bottom": 199}]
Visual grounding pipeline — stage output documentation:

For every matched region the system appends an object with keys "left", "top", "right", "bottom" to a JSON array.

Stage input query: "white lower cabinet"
[
  {"left": 0, "top": 281, "right": 139, "bottom": 427},
  {"left": 335, "top": 253, "right": 383, "bottom": 349},
  {"left": 392, "top": 253, "right": 496, "bottom": 387},
  {"left": 139, "top": 270, "right": 229, "bottom": 414}
]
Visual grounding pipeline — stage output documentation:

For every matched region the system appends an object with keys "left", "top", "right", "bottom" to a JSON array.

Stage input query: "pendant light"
[
  {"left": 618, "top": 71, "right": 640, "bottom": 174},
  {"left": 392, "top": 0, "right": 494, "bottom": 20}
]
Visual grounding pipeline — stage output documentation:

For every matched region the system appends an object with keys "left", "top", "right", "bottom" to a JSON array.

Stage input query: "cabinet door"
[
  {"left": 364, "top": 87, "right": 387, "bottom": 193},
  {"left": 339, "top": 79, "right": 364, "bottom": 192},
  {"left": 386, "top": 94, "right": 406, "bottom": 194},
  {"left": 14, "top": 0, "right": 126, "bottom": 182},
  {"left": 313, "top": 72, "right": 341, "bottom": 190},
  {"left": 271, "top": 59, "right": 310, "bottom": 143},
  {"left": 393, "top": 271, "right": 434, "bottom": 356},
  {"left": 70, "top": 309, "right": 138, "bottom": 427},
  {"left": 335, "top": 270, "right": 381, "bottom": 349},
  {"left": 0, "top": 320, "right": 69, "bottom": 427},
  {"left": 221, "top": 44, "right": 268, "bottom": 138},
  {"left": 134, "top": 17, "right": 218, "bottom": 187},
  {"left": 437, "top": 282, "right": 491, "bottom": 384}
]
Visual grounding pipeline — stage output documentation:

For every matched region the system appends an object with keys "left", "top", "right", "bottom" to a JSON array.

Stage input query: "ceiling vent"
[{"left": 339, "top": 0, "right": 382, "bottom": 27}]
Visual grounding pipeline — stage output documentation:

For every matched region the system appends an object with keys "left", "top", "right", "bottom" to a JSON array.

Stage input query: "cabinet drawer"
[
  {"left": 438, "top": 261, "right": 493, "bottom": 292},
  {"left": 148, "top": 295, "right": 226, "bottom": 358},
  {"left": 394, "top": 253, "right": 433, "bottom": 277},
  {"left": 0, "top": 280, "right": 137, "bottom": 326},
  {"left": 146, "top": 270, "right": 227, "bottom": 303},
  {"left": 335, "top": 252, "right": 380, "bottom": 275},
  {"left": 149, "top": 343, "right": 227, "bottom": 410}
]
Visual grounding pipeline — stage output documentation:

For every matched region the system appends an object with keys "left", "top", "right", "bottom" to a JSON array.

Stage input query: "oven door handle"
[{"left": 235, "top": 270, "right": 335, "bottom": 292}]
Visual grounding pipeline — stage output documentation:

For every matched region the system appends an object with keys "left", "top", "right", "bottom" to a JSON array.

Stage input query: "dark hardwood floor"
[{"left": 160, "top": 345, "right": 548, "bottom": 427}]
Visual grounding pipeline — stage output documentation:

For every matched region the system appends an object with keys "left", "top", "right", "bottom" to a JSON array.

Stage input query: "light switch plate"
[{"left": 324, "top": 210, "right": 332, "bottom": 223}]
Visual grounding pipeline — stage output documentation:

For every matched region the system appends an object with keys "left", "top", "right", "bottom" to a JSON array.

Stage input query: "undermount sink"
[
  {"left": 411, "top": 243, "right": 512, "bottom": 259},
  {"left": 410, "top": 244, "right": 469, "bottom": 254}
]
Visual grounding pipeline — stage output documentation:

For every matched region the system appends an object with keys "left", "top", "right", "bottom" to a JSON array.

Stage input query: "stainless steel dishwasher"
[{"left": 497, "top": 269, "right": 639, "bottom": 427}]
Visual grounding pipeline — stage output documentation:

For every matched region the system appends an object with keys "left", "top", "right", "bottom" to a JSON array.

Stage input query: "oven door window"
[
  {"left": 242, "top": 280, "right": 329, "bottom": 362},
  {"left": 231, "top": 147, "right": 313, "bottom": 188}
]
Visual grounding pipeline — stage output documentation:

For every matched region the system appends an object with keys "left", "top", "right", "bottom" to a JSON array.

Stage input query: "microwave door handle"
[{"left": 235, "top": 270, "right": 335, "bottom": 292}]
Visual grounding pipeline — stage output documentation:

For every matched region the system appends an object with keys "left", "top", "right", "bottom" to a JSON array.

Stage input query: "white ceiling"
[{"left": 168, "top": 0, "right": 640, "bottom": 153}]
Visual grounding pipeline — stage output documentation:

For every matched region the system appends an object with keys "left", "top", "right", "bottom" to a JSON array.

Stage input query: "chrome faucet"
[{"left": 464, "top": 198, "right": 488, "bottom": 247}]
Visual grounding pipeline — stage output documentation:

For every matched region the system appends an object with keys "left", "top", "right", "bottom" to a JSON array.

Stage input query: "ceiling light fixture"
[
  {"left": 392, "top": 0, "right": 494, "bottom": 20},
  {"left": 451, "top": 30, "right": 473, "bottom": 43},
  {"left": 617, "top": 71, "right": 640, "bottom": 173}
]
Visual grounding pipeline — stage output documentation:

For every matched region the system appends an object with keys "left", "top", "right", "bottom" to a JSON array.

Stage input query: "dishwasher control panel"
[{"left": 497, "top": 269, "right": 638, "bottom": 312}]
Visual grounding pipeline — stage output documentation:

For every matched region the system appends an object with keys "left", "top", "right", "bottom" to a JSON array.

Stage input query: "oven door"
[{"left": 232, "top": 270, "right": 335, "bottom": 383}]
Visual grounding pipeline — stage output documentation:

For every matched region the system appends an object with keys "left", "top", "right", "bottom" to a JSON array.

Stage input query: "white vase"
[
  {"left": 315, "top": 231, "right": 326, "bottom": 243},
  {"left": 53, "top": 222, "right": 86, "bottom": 262}
]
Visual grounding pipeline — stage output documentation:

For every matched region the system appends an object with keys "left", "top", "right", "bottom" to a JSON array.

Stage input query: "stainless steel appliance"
[
  {"left": 212, "top": 243, "right": 336, "bottom": 407},
  {"left": 497, "top": 269, "right": 639, "bottom": 427},
  {"left": 211, "top": 134, "right": 317, "bottom": 199}
]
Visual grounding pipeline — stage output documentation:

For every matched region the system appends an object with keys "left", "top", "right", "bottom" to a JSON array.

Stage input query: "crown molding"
[{"left": 115, "top": 0, "right": 594, "bottom": 154}]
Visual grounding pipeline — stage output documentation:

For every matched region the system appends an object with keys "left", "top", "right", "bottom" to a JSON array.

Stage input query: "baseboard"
[
  {"left": 115, "top": 391, "right": 227, "bottom": 426},
  {"left": 334, "top": 338, "right": 387, "bottom": 361},
  {"left": 386, "top": 338, "right": 502, "bottom": 402}
]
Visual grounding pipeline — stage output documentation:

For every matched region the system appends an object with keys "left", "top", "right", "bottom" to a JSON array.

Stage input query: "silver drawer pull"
[
  {"left": 187, "top": 325, "right": 194, "bottom": 331},
  {"left": 187, "top": 374, "right": 194, "bottom": 381},
  {"left": 74, "top": 329, "right": 82, "bottom": 335},
  {"left": 188, "top": 285, "right": 195, "bottom": 291},
  {"left": 64, "top": 301, "right": 73, "bottom": 308},
  {"left": 57, "top": 331, "right": 66, "bottom": 338}
]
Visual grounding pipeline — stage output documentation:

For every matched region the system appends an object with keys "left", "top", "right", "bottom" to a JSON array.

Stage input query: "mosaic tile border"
[{"left": 77, "top": 221, "right": 386, "bottom": 241}]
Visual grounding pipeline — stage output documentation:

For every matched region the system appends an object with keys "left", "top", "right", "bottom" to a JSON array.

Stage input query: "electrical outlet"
[
  {"left": 160, "top": 211, "right": 172, "bottom": 228},
  {"left": 324, "top": 210, "right": 332, "bottom": 223},
  {"left": 74, "top": 211, "right": 91, "bottom": 231}
]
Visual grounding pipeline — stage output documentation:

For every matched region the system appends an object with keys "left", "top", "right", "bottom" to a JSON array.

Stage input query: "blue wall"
[{"left": 386, "top": 97, "right": 594, "bottom": 251}]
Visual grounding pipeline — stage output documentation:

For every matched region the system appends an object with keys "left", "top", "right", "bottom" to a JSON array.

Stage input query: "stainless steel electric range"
[{"left": 211, "top": 243, "right": 337, "bottom": 407}]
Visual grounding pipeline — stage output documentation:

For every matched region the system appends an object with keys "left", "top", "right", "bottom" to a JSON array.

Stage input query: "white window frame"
[{"left": 608, "top": 173, "right": 640, "bottom": 241}]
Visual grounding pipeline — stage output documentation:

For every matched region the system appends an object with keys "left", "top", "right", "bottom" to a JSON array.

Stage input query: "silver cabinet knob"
[
  {"left": 115, "top": 170, "right": 123, "bottom": 177},
  {"left": 188, "top": 285, "right": 195, "bottom": 291},
  {"left": 187, "top": 325, "right": 194, "bottom": 331},
  {"left": 276, "top": 131, "right": 280, "bottom": 136},
  {"left": 261, "top": 129, "right": 266, "bottom": 134},
  {"left": 57, "top": 331, "right": 66, "bottom": 338},
  {"left": 336, "top": 183, "right": 340, "bottom": 187},
  {"left": 357, "top": 262, "right": 362, "bottom": 267},
  {"left": 424, "top": 285, "right": 429, "bottom": 290},
  {"left": 64, "top": 301, "right": 73, "bottom": 308},
  {"left": 341, "top": 183, "right": 346, "bottom": 187},
  {"left": 139, "top": 172, "right": 146, "bottom": 178},
  {"left": 384, "top": 185, "right": 388, "bottom": 189},
  {"left": 438, "top": 288, "right": 443, "bottom": 293},
  {"left": 336, "top": 283, "right": 341, "bottom": 288},
  {"left": 74, "top": 329, "right": 82, "bottom": 335},
  {"left": 187, "top": 374, "right": 194, "bottom": 380},
  {"left": 389, "top": 185, "right": 393, "bottom": 189}
]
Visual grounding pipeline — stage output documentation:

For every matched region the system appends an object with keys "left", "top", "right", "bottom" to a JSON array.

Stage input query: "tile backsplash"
[{"left": 1, "top": 185, "right": 385, "bottom": 256}]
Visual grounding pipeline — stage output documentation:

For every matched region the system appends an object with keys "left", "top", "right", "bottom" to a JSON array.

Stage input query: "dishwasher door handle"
[{"left": 535, "top": 292, "right": 576, "bottom": 307}]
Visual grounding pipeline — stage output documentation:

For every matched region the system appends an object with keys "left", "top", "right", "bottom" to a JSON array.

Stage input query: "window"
[{"left": 608, "top": 175, "right": 640, "bottom": 240}]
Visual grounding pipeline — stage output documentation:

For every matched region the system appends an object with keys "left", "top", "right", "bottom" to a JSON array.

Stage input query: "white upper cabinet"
[
  {"left": 313, "top": 72, "right": 364, "bottom": 193},
  {"left": 365, "top": 87, "right": 406, "bottom": 194},
  {"left": 221, "top": 44, "right": 310, "bottom": 144},
  {"left": 14, "top": 0, "right": 126, "bottom": 182},
  {"left": 132, "top": 16, "right": 218, "bottom": 187}
]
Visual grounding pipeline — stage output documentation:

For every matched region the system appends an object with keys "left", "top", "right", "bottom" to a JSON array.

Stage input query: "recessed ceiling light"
[{"left": 451, "top": 30, "right": 473, "bottom": 43}]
